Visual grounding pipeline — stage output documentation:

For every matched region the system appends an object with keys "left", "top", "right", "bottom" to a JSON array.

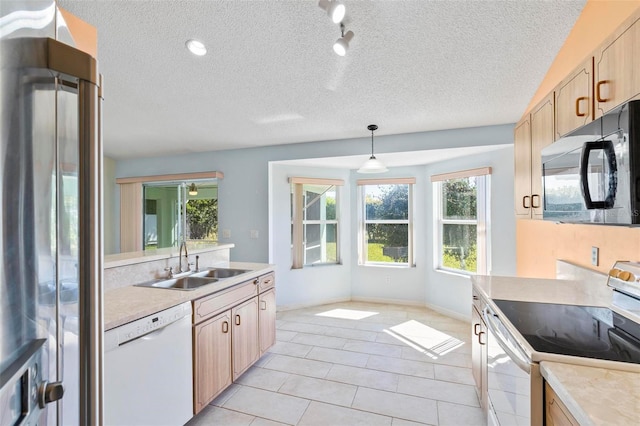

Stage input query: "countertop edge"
[
  {"left": 539, "top": 362, "right": 595, "bottom": 426},
  {"left": 540, "top": 361, "right": 640, "bottom": 426}
]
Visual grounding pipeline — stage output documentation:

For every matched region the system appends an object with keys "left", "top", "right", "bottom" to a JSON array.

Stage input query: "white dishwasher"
[{"left": 105, "top": 301, "right": 193, "bottom": 426}]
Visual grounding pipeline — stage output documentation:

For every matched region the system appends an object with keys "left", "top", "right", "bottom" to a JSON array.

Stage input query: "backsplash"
[
  {"left": 104, "top": 248, "right": 230, "bottom": 291},
  {"left": 556, "top": 260, "right": 607, "bottom": 284}
]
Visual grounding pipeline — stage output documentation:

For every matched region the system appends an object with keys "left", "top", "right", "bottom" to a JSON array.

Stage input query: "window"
[
  {"left": 432, "top": 168, "right": 491, "bottom": 274},
  {"left": 358, "top": 178, "right": 415, "bottom": 266},
  {"left": 290, "top": 177, "right": 343, "bottom": 269}
]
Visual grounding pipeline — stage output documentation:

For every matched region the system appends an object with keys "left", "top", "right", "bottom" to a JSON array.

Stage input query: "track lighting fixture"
[
  {"left": 333, "top": 23, "right": 354, "bottom": 56},
  {"left": 318, "top": 0, "right": 346, "bottom": 24},
  {"left": 358, "top": 125, "right": 388, "bottom": 174}
]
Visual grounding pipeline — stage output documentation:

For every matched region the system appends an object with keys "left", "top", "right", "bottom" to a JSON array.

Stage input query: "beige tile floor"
[{"left": 187, "top": 301, "right": 486, "bottom": 426}]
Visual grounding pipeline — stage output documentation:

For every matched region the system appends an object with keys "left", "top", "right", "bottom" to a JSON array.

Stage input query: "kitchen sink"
[
  {"left": 135, "top": 276, "right": 219, "bottom": 291},
  {"left": 193, "top": 268, "right": 250, "bottom": 279}
]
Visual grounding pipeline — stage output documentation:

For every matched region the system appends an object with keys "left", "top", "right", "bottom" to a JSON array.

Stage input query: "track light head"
[
  {"left": 333, "top": 28, "right": 354, "bottom": 56},
  {"left": 319, "top": 0, "right": 346, "bottom": 24}
]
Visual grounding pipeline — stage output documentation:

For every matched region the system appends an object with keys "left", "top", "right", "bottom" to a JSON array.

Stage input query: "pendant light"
[
  {"left": 358, "top": 124, "right": 388, "bottom": 174},
  {"left": 188, "top": 183, "right": 198, "bottom": 196}
]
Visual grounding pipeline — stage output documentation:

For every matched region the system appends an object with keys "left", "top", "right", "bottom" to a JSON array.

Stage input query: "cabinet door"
[
  {"left": 530, "top": 94, "right": 555, "bottom": 219},
  {"left": 555, "top": 57, "right": 593, "bottom": 138},
  {"left": 193, "top": 311, "right": 232, "bottom": 414},
  {"left": 471, "top": 306, "right": 488, "bottom": 411},
  {"left": 514, "top": 116, "right": 532, "bottom": 218},
  {"left": 595, "top": 12, "right": 640, "bottom": 118},
  {"left": 232, "top": 296, "right": 259, "bottom": 381},
  {"left": 259, "top": 288, "right": 276, "bottom": 355},
  {"left": 545, "top": 382, "right": 579, "bottom": 426}
]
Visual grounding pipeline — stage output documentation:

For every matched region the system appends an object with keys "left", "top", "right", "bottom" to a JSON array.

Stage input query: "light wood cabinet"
[
  {"left": 232, "top": 296, "right": 260, "bottom": 380},
  {"left": 555, "top": 57, "right": 593, "bottom": 138},
  {"left": 259, "top": 288, "right": 276, "bottom": 355},
  {"left": 514, "top": 117, "right": 532, "bottom": 218},
  {"left": 530, "top": 93, "right": 555, "bottom": 219},
  {"left": 545, "top": 382, "right": 579, "bottom": 426},
  {"left": 193, "top": 311, "right": 232, "bottom": 414},
  {"left": 191, "top": 272, "right": 275, "bottom": 415},
  {"left": 471, "top": 290, "right": 488, "bottom": 412},
  {"left": 513, "top": 93, "right": 554, "bottom": 219},
  {"left": 595, "top": 11, "right": 640, "bottom": 118}
]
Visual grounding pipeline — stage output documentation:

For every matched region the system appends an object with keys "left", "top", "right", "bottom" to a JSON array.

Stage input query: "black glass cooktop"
[{"left": 493, "top": 299, "right": 640, "bottom": 364}]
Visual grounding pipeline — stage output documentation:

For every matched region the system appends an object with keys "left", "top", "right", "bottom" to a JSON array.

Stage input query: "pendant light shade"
[
  {"left": 188, "top": 183, "right": 198, "bottom": 196},
  {"left": 358, "top": 124, "right": 388, "bottom": 174}
]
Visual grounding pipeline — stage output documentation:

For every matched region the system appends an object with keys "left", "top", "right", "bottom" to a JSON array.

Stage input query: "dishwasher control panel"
[{"left": 105, "top": 302, "right": 191, "bottom": 348}]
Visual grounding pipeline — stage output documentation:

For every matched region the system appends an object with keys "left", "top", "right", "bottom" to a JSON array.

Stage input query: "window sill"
[
  {"left": 435, "top": 268, "right": 474, "bottom": 279},
  {"left": 359, "top": 263, "right": 415, "bottom": 269}
]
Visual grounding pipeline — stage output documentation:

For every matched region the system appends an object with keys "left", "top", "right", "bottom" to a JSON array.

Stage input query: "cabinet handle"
[
  {"left": 473, "top": 323, "right": 480, "bottom": 336},
  {"left": 235, "top": 315, "right": 241, "bottom": 326},
  {"left": 261, "top": 301, "right": 267, "bottom": 310},
  {"left": 531, "top": 194, "right": 540, "bottom": 209},
  {"left": 264, "top": 279, "right": 272, "bottom": 285},
  {"left": 222, "top": 321, "right": 229, "bottom": 333},
  {"left": 596, "top": 80, "right": 610, "bottom": 103},
  {"left": 575, "top": 96, "right": 588, "bottom": 117},
  {"left": 253, "top": 279, "right": 259, "bottom": 285},
  {"left": 478, "top": 331, "right": 486, "bottom": 346},
  {"left": 522, "top": 195, "right": 530, "bottom": 209}
]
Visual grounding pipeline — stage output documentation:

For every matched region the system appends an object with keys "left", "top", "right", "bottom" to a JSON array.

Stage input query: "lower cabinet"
[
  {"left": 192, "top": 272, "right": 276, "bottom": 415},
  {"left": 545, "top": 382, "right": 579, "bottom": 426},
  {"left": 259, "top": 288, "right": 276, "bottom": 355},
  {"left": 232, "top": 296, "right": 260, "bottom": 381},
  {"left": 193, "top": 311, "right": 232, "bottom": 414}
]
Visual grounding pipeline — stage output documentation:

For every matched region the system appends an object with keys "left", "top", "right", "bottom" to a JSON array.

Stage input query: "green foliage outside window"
[{"left": 186, "top": 199, "right": 218, "bottom": 240}]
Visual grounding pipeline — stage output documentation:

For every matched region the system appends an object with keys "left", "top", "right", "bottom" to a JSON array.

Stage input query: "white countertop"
[
  {"left": 104, "top": 261, "right": 274, "bottom": 330},
  {"left": 540, "top": 361, "right": 640, "bottom": 426}
]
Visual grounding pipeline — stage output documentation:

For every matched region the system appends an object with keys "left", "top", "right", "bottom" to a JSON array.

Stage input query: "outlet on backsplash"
[{"left": 591, "top": 246, "right": 599, "bottom": 266}]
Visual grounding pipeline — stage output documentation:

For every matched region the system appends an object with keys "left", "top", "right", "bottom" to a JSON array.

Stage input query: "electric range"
[{"left": 492, "top": 299, "right": 640, "bottom": 364}]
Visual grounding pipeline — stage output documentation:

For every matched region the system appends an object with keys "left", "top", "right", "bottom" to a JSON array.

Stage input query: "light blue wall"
[{"left": 112, "top": 124, "right": 516, "bottom": 317}]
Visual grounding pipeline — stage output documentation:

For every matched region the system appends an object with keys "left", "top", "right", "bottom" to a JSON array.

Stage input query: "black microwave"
[{"left": 541, "top": 100, "right": 640, "bottom": 225}]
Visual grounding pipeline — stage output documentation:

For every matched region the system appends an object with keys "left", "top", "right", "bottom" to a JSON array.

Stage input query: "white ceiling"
[{"left": 58, "top": 0, "right": 586, "bottom": 160}]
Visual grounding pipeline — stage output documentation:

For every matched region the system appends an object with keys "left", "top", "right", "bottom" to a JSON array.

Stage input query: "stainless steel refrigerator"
[{"left": 0, "top": 11, "right": 103, "bottom": 426}]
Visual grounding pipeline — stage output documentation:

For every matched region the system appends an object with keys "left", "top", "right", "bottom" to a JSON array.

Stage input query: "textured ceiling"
[{"left": 58, "top": 0, "right": 586, "bottom": 160}]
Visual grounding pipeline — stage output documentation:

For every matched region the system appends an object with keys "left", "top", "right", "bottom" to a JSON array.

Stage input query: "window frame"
[
  {"left": 432, "top": 168, "right": 491, "bottom": 275},
  {"left": 357, "top": 178, "right": 415, "bottom": 267},
  {"left": 290, "top": 177, "right": 343, "bottom": 269}
]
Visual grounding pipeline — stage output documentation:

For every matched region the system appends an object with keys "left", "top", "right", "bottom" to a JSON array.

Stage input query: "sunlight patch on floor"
[
  {"left": 315, "top": 309, "right": 379, "bottom": 320},
  {"left": 385, "top": 319, "right": 464, "bottom": 359}
]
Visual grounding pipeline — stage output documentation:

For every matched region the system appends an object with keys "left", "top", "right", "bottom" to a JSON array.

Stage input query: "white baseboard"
[
  {"left": 277, "top": 296, "right": 351, "bottom": 312},
  {"left": 350, "top": 296, "right": 425, "bottom": 308},
  {"left": 424, "top": 302, "right": 469, "bottom": 322}
]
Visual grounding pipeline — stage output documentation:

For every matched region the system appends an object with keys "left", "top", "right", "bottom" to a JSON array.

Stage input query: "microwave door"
[{"left": 542, "top": 144, "right": 591, "bottom": 222}]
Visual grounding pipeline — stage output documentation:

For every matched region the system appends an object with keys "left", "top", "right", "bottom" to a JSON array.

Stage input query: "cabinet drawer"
[
  {"left": 193, "top": 281, "right": 257, "bottom": 324},
  {"left": 258, "top": 272, "right": 275, "bottom": 293}
]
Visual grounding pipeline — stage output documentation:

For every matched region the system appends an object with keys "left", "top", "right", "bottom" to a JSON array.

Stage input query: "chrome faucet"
[{"left": 178, "top": 241, "right": 189, "bottom": 273}]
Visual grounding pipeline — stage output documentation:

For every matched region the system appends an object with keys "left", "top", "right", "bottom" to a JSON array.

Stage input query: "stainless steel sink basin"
[
  {"left": 193, "top": 268, "right": 250, "bottom": 279},
  {"left": 135, "top": 276, "right": 219, "bottom": 291}
]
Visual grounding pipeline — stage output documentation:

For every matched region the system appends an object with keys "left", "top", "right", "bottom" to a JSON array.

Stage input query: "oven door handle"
[{"left": 483, "top": 307, "right": 531, "bottom": 374}]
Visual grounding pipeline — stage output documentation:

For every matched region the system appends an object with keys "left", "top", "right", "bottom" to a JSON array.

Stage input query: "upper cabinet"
[
  {"left": 595, "top": 12, "right": 640, "bottom": 118},
  {"left": 514, "top": 93, "right": 554, "bottom": 219},
  {"left": 555, "top": 57, "right": 593, "bottom": 139},
  {"left": 514, "top": 117, "right": 532, "bottom": 218}
]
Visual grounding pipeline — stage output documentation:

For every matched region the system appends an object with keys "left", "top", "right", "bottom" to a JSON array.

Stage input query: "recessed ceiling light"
[{"left": 185, "top": 39, "right": 207, "bottom": 56}]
